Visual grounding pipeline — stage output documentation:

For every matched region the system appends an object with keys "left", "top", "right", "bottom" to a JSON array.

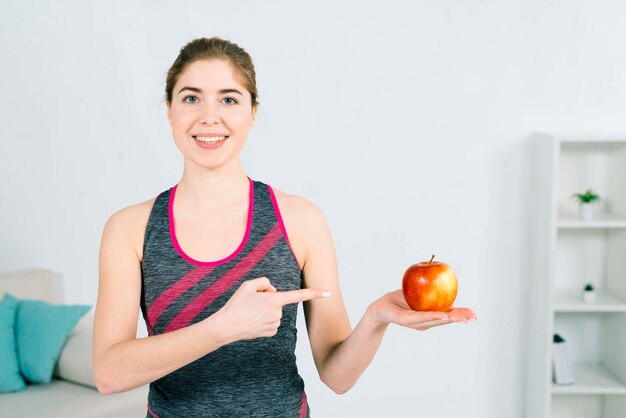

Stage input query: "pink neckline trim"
[
  {"left": 168, "top": 176, "right": 254, "bottom": 266},
  {"left": 267, "top": 184, "right": 300, "bottom": 270}
]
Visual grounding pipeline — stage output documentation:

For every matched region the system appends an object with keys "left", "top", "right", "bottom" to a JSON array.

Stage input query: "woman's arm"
[
  {"left": 297, "top": 201, "right": 475, "bottom": 394},
  {"left": 93, "top": 209, "right": 232, "bottom": 395}
]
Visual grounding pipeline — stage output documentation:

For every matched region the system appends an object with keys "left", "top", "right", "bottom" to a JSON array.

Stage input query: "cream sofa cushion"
[
  {"left": 53, "top": 309, "right": 96, "bottom": 388},
  {"left": 0, "top": 268, "right": 63, "bottom": 303},
  {"left": 0, "top": 378, "right": 149, "bottom": 418}
]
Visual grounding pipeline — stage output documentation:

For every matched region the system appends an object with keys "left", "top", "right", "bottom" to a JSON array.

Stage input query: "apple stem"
[{"left": 429, "top": 254, "right": 435, "bottom": 265}]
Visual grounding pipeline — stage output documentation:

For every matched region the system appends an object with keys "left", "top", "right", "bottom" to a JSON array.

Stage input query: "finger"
[
  {"left": 447, "top": 307, "right": 477, "bottom": 321},
  {"left": 245, "top": 277, "right": 276, "bottom": 292},
  {"left": 274, "top": 288, "right": 331, "bottom": 306},
  {"left": 262, "top": 283, "right": 277, "bottom": 292}
]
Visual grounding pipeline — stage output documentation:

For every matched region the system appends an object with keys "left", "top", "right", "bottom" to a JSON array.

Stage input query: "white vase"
[
  {"left": 583, "top": 290, "right": 595, "bottom": 303},
  {"left": 579, "top": 203, "right": 594, "bottom": 221}
]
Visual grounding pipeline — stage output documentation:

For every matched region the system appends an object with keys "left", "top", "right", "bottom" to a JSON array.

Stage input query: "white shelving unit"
[{"left": 527, "top": 134, "right": 626, "bottom": 418}]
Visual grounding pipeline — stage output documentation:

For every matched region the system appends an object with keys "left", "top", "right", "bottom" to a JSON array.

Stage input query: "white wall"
[{"left": 2, "top": 1, "right": 626, "bottom": 417}]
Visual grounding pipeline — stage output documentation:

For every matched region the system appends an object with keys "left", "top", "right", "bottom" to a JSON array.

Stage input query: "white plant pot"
[
  {"left": 583, "top": 290, "right": 595, "bottom": 304},
  {"left": 579, "top": 203, "right": 594, "bottom": 221}
]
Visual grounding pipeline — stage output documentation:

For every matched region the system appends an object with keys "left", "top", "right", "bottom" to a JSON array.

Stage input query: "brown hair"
[{"left": 165, "top": 37, "right": 259, "bottom": 108}]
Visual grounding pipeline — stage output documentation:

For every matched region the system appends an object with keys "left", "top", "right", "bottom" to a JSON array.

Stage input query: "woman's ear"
[
  {"left": 166, "top": 101, "right": 172, "bottom": 126},
  {"left": 251, "top": 105, "right": 258, "bottom": 126}
]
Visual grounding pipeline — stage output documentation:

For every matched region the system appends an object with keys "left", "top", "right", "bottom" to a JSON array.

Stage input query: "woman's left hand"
[{"left": 368, "top": 290, "right": 477, "bottom": 331}]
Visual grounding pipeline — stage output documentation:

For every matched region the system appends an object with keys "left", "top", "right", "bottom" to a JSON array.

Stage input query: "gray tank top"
[{"left": 140, "top": 177, "right": 310, "bottom": 417}]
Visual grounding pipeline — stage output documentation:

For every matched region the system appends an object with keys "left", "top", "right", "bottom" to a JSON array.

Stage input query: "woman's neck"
[{"left": 175, "top": 162, "right": 250, "bottom": 210}]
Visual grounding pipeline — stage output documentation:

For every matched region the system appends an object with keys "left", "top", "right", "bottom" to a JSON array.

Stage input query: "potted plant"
[
  {"left": 571, "top": 189, "right": 600, "bottom": 221},
  {"left": 582, "top": 283, "right": 595, "bottom": 303}
]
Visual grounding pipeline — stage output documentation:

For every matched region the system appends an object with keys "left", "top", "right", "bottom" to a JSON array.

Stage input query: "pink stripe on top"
[
  {"left": 267, "top": 184, "right": 301, "bottom": 271},
  {"left": 299, "top": 391, "right": 308, "bottom": 418},
  {"left": 147, "top": 403, "right": 160, "bottom": 418},
  {"left": 163, "top": 223, "right": 283, "bottom": 333},
  {"left": 169, "top": 176, "right": 254, "bottom": 266},
  {"left": 145, "top": 265, "right": 214, "bottom": 335}
]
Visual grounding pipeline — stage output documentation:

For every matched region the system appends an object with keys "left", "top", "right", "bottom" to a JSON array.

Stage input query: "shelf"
[
  {"left": 558, "top": 212, "right": 626, "bottom": 229},
  {"left": 554, "top": 290, "right": 626, "bottom": 313},
  {"left": 557, "top": 136, "right": 626, "bottom": 145},
  {"left": 527, "top": 134, "right": 626, "bottom": 418},
  {"left": 557, "top": 137, "right": 626, "bottom": 149},
  {"left": 552, "top": 364, "right": 626, "bottom": 395}
]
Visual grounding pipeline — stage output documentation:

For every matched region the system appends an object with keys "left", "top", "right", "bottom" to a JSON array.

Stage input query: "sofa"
[{"left": 0, "top": 268, "right": 149, "bottom": 418}]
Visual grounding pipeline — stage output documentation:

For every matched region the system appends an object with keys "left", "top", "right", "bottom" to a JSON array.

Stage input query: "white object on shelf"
[
  {"left": 579, "top": 203, "right": 594, "bottom": 221},
  {"left": 552, "top": 334, "right": 575, "bottom": 385},
  {"left": 583, "top": 289, "right": 595, "bottom": 303}
]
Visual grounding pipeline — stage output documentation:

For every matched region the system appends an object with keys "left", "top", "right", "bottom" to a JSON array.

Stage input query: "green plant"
[{"left": 571, "top": 189, "right": 600, "bottom": 204}]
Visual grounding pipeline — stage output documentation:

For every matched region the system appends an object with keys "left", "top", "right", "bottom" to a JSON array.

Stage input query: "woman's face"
[{"left": 167, "top": 59, "right": 257, "bottom": 171}]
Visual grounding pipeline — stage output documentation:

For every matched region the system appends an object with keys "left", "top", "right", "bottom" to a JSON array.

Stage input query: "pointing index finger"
[{"left": 274, "top": 289, "right": 331, "bottom": 306}]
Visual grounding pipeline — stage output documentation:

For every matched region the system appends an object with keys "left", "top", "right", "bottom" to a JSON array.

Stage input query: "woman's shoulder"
[
  {"left": 269, "top": 186, "right": 328, "bottom": 237},
  {"left": 269, "top": 186, "right": 323, "bottom": 220},
  {"left": 108, "top": 196, "right": 157, "bottom": 226},
  {"left": 269, "top": 187, "right": 320, "bottom": 269},
  {"left": 105, "top": 196, "right": 157, "bottom": 261},
  {"left": 269, "top": 186, "right": 331, "bottom": 270}
]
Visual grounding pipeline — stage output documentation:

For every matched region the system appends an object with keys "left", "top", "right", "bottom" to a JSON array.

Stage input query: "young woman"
[{"left": 92, "top": 37, "right": 476, "bottom": 418}]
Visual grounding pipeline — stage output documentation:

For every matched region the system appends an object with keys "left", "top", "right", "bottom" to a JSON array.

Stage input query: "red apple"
[{"left": 402, "top": 255, "right": 458, "bottom": 311}]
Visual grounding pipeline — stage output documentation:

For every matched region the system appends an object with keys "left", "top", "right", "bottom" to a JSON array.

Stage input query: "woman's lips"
[{"left": 193, "top": 135, "right": 229, "bottom": 149}]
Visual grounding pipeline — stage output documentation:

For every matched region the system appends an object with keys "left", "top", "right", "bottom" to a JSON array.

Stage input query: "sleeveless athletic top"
[{"left": 139, "top": 177, "right": 310, "bottom": 418}]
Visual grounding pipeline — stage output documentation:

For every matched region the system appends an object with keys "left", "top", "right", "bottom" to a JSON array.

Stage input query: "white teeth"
[{"left": 195, "top": 136, "right": 227, "bottom": 144}]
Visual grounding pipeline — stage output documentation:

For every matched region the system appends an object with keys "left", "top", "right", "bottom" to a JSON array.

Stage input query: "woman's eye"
[
  {"left": 223, "top": 97, "right": 238, "bottom": 105},
  {"left": 183, "top": 95, "right": 199, "bottom": 104}
]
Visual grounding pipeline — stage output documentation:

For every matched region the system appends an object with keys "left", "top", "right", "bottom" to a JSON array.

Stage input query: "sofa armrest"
[{"left": 53, "top": 308, "right": 96, "bottom": 389}]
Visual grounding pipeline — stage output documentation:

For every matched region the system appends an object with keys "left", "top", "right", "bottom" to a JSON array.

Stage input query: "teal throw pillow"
[
  {"left": 0, "top": 294, "right": 26, "bottom": 393},
  {"left": 13, "top": 295, "right": 91, "bottom": 384}
]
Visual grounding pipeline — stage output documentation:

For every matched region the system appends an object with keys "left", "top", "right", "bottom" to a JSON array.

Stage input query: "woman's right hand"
[{"left": 214, "top": 276, "right": 330, "bottom": 343}]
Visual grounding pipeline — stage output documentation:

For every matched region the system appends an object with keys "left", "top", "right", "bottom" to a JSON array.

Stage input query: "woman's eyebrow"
[
  {"left": 177, "top": 86, "right": 244, "bottom": 96},
  {"left": 219, "top": 88, "right": 244, "bottom": 96}
]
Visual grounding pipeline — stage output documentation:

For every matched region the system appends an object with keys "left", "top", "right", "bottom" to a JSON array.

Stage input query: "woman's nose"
[{"left": 199, "top": 103, "right": 221, "bottom": 124}]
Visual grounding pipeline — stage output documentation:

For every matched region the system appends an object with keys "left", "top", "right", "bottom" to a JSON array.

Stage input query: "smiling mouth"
[{"left": 192, "top": 135, "right": 229, "bottom": 144}]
